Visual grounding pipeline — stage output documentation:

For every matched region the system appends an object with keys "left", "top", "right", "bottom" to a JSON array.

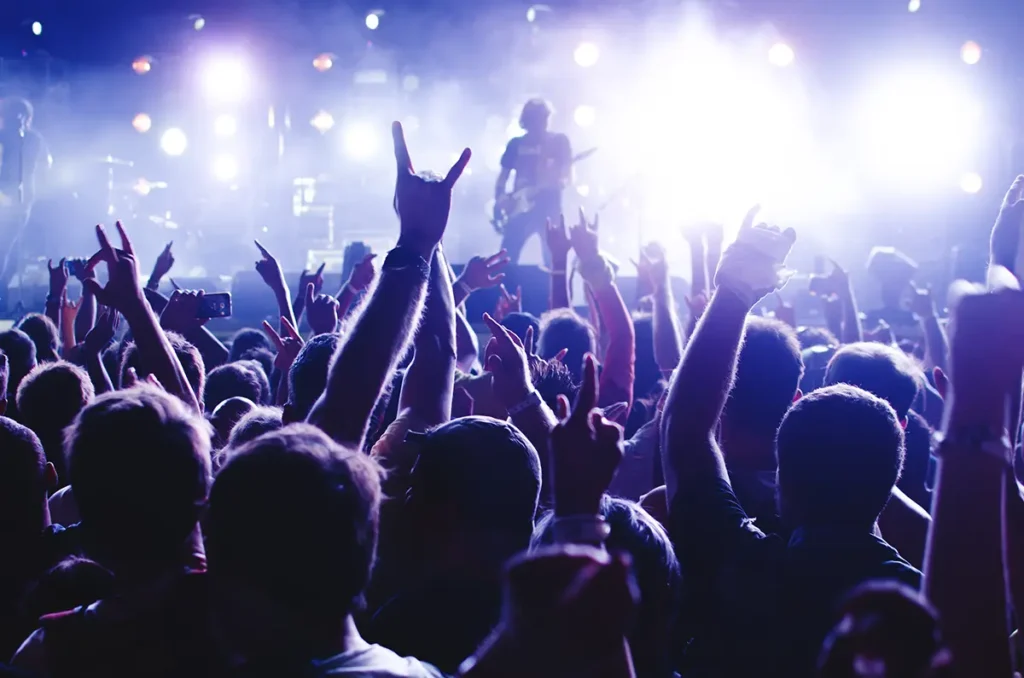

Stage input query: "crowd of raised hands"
[{"left": 0, "top": 119, "right": 1023, "bottom": 678}]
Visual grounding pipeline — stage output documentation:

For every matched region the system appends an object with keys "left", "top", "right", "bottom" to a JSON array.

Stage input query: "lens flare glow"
[
  {"left": 214, "top": 114, "right": 238, "bottom": 137},
  {"left": 132, "top": 113, "right": 152, "bottom": 133},
  {"left": 342, "top": 122, "right": 379, "bottom": 160},
  {"left": 365, "top": 13, "right": 380, "bottom": 30},
  {"left": 132, "top": 56, "right": 152, "bottom": 75},
  {"left": 960, "top": 172, "right": 983, "bottom": 194},
  {"left": 310, "top": 110, "right": 335, "bottom": 134},
  {"left": 960, "top": 41, "right": 981, "bottom": 65},
  {"left": 160, "top": 128, "right": 188, "bottom": 156},
  {"left": 574, "top": 42, "right": 600, "bottom": 68},
  {"left": 202, "top": 57, "right": 251, "bottom": 103},
  {"left": 212, "top": 154, "right": 239, "bottom": 182},
  {"left": 574, "top": 105, "right": 597, "bottom": 128},
  {"left": 768, "top": 42, "right": 795, "bottom": 67}
]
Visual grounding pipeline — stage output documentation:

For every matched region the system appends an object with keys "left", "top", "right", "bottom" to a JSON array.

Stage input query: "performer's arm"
[
  {"left": 495, "top": 168, "right": 511, "bottom": 200},
  {"left": 496, "top": 139, "right": 516, "bottom": 199}
]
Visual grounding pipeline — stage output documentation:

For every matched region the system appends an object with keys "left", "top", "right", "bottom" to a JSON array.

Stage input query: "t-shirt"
[
  {"left": 500, "top": 132, "right": 571, "bottom": 207},
  {"left": 672, "top": 477, "right": 922, "bottom": 677},
  {"left": 312, "top": 644, "right": 447, "bottom": 677}
]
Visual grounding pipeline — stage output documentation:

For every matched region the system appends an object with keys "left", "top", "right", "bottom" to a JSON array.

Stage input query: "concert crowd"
[{"left": 0, "top": 117, "right": 1020, "bottom": 678}]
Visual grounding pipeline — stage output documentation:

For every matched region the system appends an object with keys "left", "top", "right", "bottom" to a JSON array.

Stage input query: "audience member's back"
[
  {"left": 367, "top": 416, "right": 541, "bottom": 673},
  {"left": 16, "top": 315, "right": 60, "bottom": 364},
  {"left": 0, "top": 329, "right": 38, "bottom": 418},
  {"left": 207, "top": 424, "right": 442, "bottom": 677},
  {"left": 284, "top": 333, "right": 339, "bottom": 424}
]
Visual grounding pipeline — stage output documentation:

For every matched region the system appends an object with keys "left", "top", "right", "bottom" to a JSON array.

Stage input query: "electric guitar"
[{"left": 490, "top": 147, "right": 598, "bottom": 234}]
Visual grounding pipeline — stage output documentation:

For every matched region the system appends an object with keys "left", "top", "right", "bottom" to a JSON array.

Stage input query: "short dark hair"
[
  {"left": 724, "top": 317, "right": 804, "bottom": 434},
  {"left": 207, "top": 424, "right": 381, "bottom": 620},
  {"left": 500, "top": 312, "right": 540, "bottom": 346},
  {"left": 0, "top": 328, "right": 38, "bottom": 397},
  {"left": 16, "top": 361, "right": 94, "bottom": 484},
  {"left": 824, "top": 342, "right": 921, "bottom": 419},
  {"left": 2, "top": 97, "right": 33, "bottom": 125},
  {"left": 120, "top": 332, "right": 205, "bottom": 402},
  {"left": 287, "top": 333, "right": 339, "bottom": 421},
  {"left": 66, "top": 385, "right": 212, "bottom": 564},
  {"left": 796, "top": 326, "right": 838, "bottom": 350},
  {"left": 538, "top": 309, "right": 595, "bottom": 381},
  {"left": 229, "top": 328, "right": 271, "bottom": 363},
  {"left": 776, "top": 384, "right": 905, "bottom": 529},
  {"left": 238, "top": 348, "right": 274, "bottom": 389},
  {"left": 0, "top": 416, "right": 47, "bottom": 533},
  {"left": 226, "top": 406, "right": 283, "bottom": 449},
  {"left": 203, "top": 362, "right": 265, "bottom": 413},
  {"left": 17, "top": 313, "right": 60, "bottom": 363},
  {"left": 409, "top": 416, "right": 541, "bottom": 542},
  {"left": 531, "top": 359, "right": 579, "bottom": 412}
]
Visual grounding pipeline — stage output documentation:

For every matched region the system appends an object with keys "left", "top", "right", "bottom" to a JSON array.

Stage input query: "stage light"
[
  {"left": 313, "top": 53, "right": 333, "bottom": 72},
  {"left": 908, "top": 0, "right": 921, "bottom": 11},
  {"left": 310, "top": 110, "right": 335, "bottom": 134},
  {"left": 365, "top": 13, "right": 380, "bottom": 30},
  {"left": 160, "top": 128, "right": 188, "bottom": 156},
  {"left": 526, "top": 7, "right": 537, "bottom": 22},
  {"left": 402, "top": 75, "right": 420, "bottom": 92},
  {"left": 342, "top": 122, "right": 378, "bottom": 161},
  {"left": 31, "top": 22, "right": 42, "bottom": 36},
  {"left": 131, "top": 56, "right": 152, "bottom": 75},
  {"left": 961, "top": 41, "right": 981, "bottom": 65},
  {"left": 577, "top": 185, "right": 590, "bottom": 197},
  {"left": 574, "top": 105, "right": 596, "bottom": 128},
  {"left": 193, "top": 17, "right": 206, "bottom": 31},
  {"left": 214, "top": 114, "right": 238, "bottom": 137},
  {"left": 960, "top": 172, "right": 982, "bottom": 194},
  {"left": 574, "top": 42, "right": 600, "bottom": 68},
  {"left": 132, "top": 114, "right": 152, "bottom": 134},
  {"left": 202, "top": 57, "right": 250, "bottom": 103},
  {"left": 768, "top": 42, "right": 795, "bottom": 67},
  {"left": 212, "top": 154, "right": 239, "bottom": 182}
]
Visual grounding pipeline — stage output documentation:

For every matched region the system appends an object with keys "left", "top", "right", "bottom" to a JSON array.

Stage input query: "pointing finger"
[
  {"left": 262, "top": 320, "right": 284, "bottom": 350},
  {"left": 392, "top": 121, "right": 413, "bottom": 174},
  {"left": 115, "top": 221, "right": 135, "bottom": 256},
  {"left": 315, "top": 262, "right": 326, "bottom": 277},
  {"left": 254, "top": 240, "right": 271, "bottom": 258},
  {"left": 740, "top": 204, "right": 761, "bottom": 232},
  {"left": 443, "top": 147, "right": 472, "bottom": 188}
]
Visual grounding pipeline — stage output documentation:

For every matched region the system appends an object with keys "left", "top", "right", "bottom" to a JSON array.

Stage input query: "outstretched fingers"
[
  {"left": 444, "top": 148, "right": 472, "bottom": 189},
  {"left": 571, "top": 353, "right": 599, "bottom": 424},
  {"left": 115, "top": 221, "right": 135, "bottom": 256},
  {"left": 392, "top": 121, "right": 413, "bottom": 174},
  {"left": 262, "top": 320, "right": 284, "bottom": 350},
  {"left": 740, "top": 204, "right": 762, "bottom": 232},
  {"left": 1003, "top": 175, "right": 1024, "bottom": 209}
]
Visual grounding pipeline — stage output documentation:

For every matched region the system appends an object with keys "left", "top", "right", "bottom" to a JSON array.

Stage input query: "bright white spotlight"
[
  {"left": 214, "top": 114, "right": 238, "bottom": 137},
  {"left": 193, "top": 17, "right": 206, "bottom": 31},
  {"left": 31, "top": 22, "right": 42, "bottom": 36},
  {"left": 212, "top": 154, "right": 239, "bottom": 182},
  {"left": 365, "top": 13, "right": 380, "bottom": 30},
  {"left": 526, "top": 7, "right": 537, "bottom": 22},
  {"left": 961, "top": 41, "right": 981, "bottom": 65},
  {"left": 908, "top": 0, "right": 921, "bottom": 11},
  {"left": 342, "top": 122, "right": 378, "bottom": 161},
  {"left": 960, "top": 172, "right": 982, "bottom": 194},
  {"left": 132, "top": 113, "right": 152, "bottom": 134},
  {"left": 574, "top": 105, "right": 596, "bottom": 128},
  {"left": 313, "top": 53, "right": 334, "bottom": 72},
  {"left": 160, "top": 128, "right": 188, "bottom": 156},
  {"left": 574, "top": 42, "right": 600, "bottom": 68},
  {"left": 768, "top": 42, "right": 795, "bottom": 67},
  {"left": 310, "top": 110, "right": 335, "bottom": 134},
  {"left": 202, "top": 57, "right": 250, "bottom": 103}
]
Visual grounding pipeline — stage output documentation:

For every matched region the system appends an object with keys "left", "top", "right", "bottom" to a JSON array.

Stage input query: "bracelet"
[
  {"left": 936, "top": 427, "right": 1013, "bottom": 466},
  {"left": 382, "top": 246, "right": 430, "bottom": 279},
  {"left": 552, "top": 515, "right": 611, "bottom": 546},
  {"left": 457, "top": 279, "right": 473, "bottom": 298},
  {"left": 507, "top": 389, "right": 542, "bottom": 416},
  {"left": 345, "top": 283, "right": 359, "bottom": 296}
]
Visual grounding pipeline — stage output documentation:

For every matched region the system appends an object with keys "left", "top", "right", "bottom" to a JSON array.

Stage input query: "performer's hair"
[
  {"left": 519, "top": 98, "right": 553, "bottom": 129},
  {"left": 2, "top": 97, "right": 34, "bottom": 126}
]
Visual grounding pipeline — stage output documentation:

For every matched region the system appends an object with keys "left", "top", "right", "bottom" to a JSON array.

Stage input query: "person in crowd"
[
  {"left": 228, "top": 328, "right": 272, "bottom": 363},
  {"left": 202, "top": 360, "right": 267, "bottom": 413},
  {"left": 282, "top": 333, "right": 339, "bottom": 423},
  {"left": 15, "top": 361, "right": 94, "bottom": 490},
  {"left": 119, "top": 331, "right": 205, "bottom": 402},
  {"left": 225, "top": 405, "right": 283, "bottom": 448},
  {"left": 0, "top": 328, "right": 37, "bottom": 416},
  {"left": 661, "top": 210, "right": 919, "bottom": 677},
  {"left": 208, "top": 396, "right": 256, "bottom": 451},
  {"left": 16, "top": 314, "right": 60, "bottom": 364},
  {"left": 206, "top": 425, "right": 444, "bottom": 676}
]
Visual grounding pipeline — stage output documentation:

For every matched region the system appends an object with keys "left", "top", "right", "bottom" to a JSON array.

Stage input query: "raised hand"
[
  {"left": 47, "top": 258, "right": 68, "bottom": 296},
  {"left": 304, "top": 282, "right": 340, "bottom": 335},
  {"left": 160, "top": 289, "right": 207, "bottom": 334},
  {"left": 569, "top": 207, "right": 600, "bottom": 262},
  {"left": 910, "top": 284, "right": 937, "bottom": 319},
  {"left": 254, "top": 240, "right": 287, "bottom": 292},
  {"left": 148, "top": 241, "right": 175, "bottom": 288},
  {"left": 551, "top": 354, "right": 624, "bottom": 516},
  {"left": 482, "top": 312, "right": 532, "bottom": 409},
  {"left": 773, "top": 292, "right": 797, "bottom": 329},
  {"left": 684, "top": 292, "right": 709, "bottom": 322},
  {"left": 84, "top": 307, "right": 120, "bottom": 355},
  {"left": 83, "top": 222, "right": 146, "bottom": 315},
  {"left": 714, "top": 205, "right": 796, "bottom": 306},
  {"left": 263, "top": 317, "right": 305, "bottom": 373},
  {"left": 298, "top": 262, "right": 326, "bottom": 298},
  {"left": 990, "top": 175, "right": 1024, "bottom": 272},
  {"left": 494, "top": 284, "right": 523, "bottom": 322},
  {"left": 60, "top": 291, "right": 80, "bottom": 330},
  {"left": 546, "top": 215, "right": 572, "bottom": 264},
  {"left": 457, "top": 249, "right": 510, "bottom": 294},
  {"left": 392, "top": 121, "right": 471, "bottom": 258},
  {"left": 635, "top": 241, "right": 668, "bottom": 291},
  {"left": 346, "top": 253, "right": 378, "bottom": 293},
  {"left": 864, "top": 320, "right": 895, "bottom": 346},
  {"left": 67, "top": 258, "right": 95, "bottom": 283}
]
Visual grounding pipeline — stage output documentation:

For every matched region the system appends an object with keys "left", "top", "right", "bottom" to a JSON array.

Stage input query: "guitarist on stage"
[
  {"left": 0, "top": 97, "right": 49, "bottom": 298},
  {"left": 494, "top": 98, "right": 572, "bottom": 266}
]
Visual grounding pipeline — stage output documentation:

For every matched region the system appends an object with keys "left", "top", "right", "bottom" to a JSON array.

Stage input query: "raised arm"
[
  {"left": 146, "top": 287, "right": 230, "bottom": 370},
  {"left": 452, "top": 249, "right": 509, "bottom": 308},
  {"left": 291, "top": 263, "right": 325, "bottom": 326},
  {"left": 572, "top": 210, "right": 635, "bottom": 409},
  {"left": 395, "top": 247, "right": 457, "bottom": 428},
  {"left": 307, "top": 122, "right": 471, "bottom": 449},
  {"left": 830, "top": 259, "right": 863, "bottom": 344},
  {"left": 253, "top": 240, "right": 299, "bottom": 335},
  {"left": 662, "top": 208, "right": 795, "bottom": 505},
  {"left": 71, "top": 260, "right": 98, "bottom": 343},
  {"left": 44, "top": 258, "right": 67, "bottom": 328},
  {"left": 81, "top": 308, "right": 118, "bottom": 395},
  {"left": 924, "top": 289, "right": 1021, "bottom": 678},
  {"left": 84, "top": 222, "right": 200, "bottom": 412},
  {"left": 336, "top": 252, "right": 377, "bottom": 318},
  {"left": 910, "top": 285, "right": 947, "bottom": 372},
  {"left": 638, "top": 242, "right": 681, "bottom": 374},
  {"left": 546, "top": 216, "right": 572, "bottom": 310}
]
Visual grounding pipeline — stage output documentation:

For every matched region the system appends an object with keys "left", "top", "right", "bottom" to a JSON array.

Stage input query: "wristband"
[
  {"left": 507, "top": 389, "right": 542, "bottom": 416},
  {"left": 382, "top": 246, "right": 430, "bottom": 279},
  {"left": 936, "top": 427, "right": 1012, "bottom": 465},
  {"left": 345, "top": 283, "right": 359, "bottom": 296},
  {"left": 552, "top": 515, "right": 610, "bottom": 546},
  {"left": 457, "top": 279, "right": 473, "bottom": 298}
]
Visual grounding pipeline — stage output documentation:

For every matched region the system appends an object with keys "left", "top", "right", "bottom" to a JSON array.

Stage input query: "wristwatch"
[
  {"left": 937, "top": 425, "right": 1012, "bottom": 465},
  {"left": 382, "top": 246, "right": 430, "bottom": 279}
]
